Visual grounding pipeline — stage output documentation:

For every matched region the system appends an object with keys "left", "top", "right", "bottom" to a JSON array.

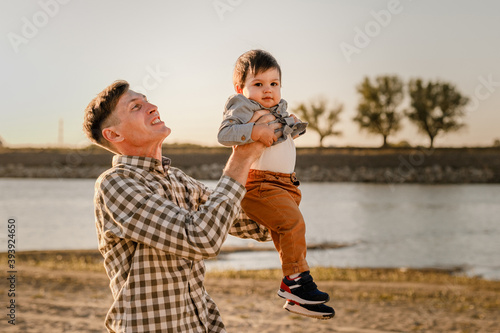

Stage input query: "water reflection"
[{"left": 1, "top": 179, "right": 499, "bottom": 279}]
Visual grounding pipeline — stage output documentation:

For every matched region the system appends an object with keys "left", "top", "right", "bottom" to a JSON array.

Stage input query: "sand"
[{"left": 1, "top": 253, "right": 499, "bottom": 333}]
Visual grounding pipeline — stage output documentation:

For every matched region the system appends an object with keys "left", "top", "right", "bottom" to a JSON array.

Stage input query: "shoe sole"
[
  {"left": 277, "top": 289, "right": 330, "bottom": 305},
  {"left": 283, "top": 301, "right": 335, "bottom": 320}
]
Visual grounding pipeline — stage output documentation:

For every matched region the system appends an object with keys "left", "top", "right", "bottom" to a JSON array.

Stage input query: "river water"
[{"left": 1, "top": 178, "right": 499, "bottom": 280}]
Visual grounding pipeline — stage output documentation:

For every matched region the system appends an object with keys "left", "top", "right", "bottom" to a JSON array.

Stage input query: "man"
[{"left": 83, "top": 80, "right": 280, "bottom": 332}]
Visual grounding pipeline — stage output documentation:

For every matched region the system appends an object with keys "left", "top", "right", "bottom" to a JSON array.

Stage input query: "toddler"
[{"left": 217, "top": 49, "right": 334, "bottom": 319}]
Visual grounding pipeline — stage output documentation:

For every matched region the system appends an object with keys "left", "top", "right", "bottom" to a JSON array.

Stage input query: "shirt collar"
[{"left": 112, "top": 155, "right": 171, "bottom": 174}]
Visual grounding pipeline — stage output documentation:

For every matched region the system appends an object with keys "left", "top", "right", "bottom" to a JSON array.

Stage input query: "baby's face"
[{"left": 239, "top": 68, "right": 281, "bottom": 108}]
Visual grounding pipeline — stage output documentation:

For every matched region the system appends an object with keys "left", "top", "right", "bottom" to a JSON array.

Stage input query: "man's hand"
[
  {"left": 250, "top": 112, "right": 282, "bottom": 147},
  {"left": 248, "top": 109, "right": 270, "bottom": 123},
  {"left": 223, "top": 111, "right": 283, "bottom": 185},
  {"left": 223, "top": 141, "right": 267, "bottom": 185}
]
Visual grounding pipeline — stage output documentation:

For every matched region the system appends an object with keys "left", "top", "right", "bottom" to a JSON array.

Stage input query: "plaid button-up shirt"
[{"left": 94, "top": 155, "right": 270, "bottom": 332}]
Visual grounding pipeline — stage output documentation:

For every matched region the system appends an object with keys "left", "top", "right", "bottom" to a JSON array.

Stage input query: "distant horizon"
[{"left": 2, "top": 141, "right": 499, "bottom": 151}]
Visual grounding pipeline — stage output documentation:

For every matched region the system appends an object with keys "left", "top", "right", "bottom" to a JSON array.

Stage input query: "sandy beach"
[{"left": 1, "top": 251, "right": 500, "bottom": 333}]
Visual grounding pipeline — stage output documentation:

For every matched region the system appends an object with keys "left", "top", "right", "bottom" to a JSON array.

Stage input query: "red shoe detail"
[{"left": 280, "top": 281, "right": 292, "bottom": 293}]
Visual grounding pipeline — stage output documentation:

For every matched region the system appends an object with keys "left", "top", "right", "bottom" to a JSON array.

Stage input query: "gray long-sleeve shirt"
[{"left": 217, "top": 94, "right": 307, "bottom": 146}]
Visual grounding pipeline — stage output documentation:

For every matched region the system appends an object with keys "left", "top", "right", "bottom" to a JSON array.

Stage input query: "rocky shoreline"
[
  {"left": 0, "top": 147, "right": 498, "bottom": 183},
  {"left": 0, "top": 162, "right": 495, "bottom": 184}
]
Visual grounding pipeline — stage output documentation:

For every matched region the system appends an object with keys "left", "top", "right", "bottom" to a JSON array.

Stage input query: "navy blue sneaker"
[
  {"left": 283, "top": 300, "right": 335, "bottom": 320},
  {"left": 277, "top": 271, "right": 330, "bottom": 304}
]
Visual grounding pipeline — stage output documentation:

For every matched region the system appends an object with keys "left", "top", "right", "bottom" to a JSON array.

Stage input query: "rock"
[{"left": 0, "top": 164, "right": 496, "bottom": 184}]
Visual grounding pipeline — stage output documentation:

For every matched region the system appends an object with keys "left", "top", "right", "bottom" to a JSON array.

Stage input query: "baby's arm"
[
  {"left": 218, "top": 121, "right": 255, "bottom": 146},
  {"left": 218, "top": 105, "right": 257, "bottom": 146},
  {"left": 218, "top": 110, "right": 279, "bottom": 147}
]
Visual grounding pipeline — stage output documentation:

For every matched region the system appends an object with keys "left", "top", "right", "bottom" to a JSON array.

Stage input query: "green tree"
[
  {"left": 292, "top": 97, "right": 343, "bottom": 147},
  {"left": 407, "top": 79, "right": 469, "bottom": 148},
  {"left": 353, "top": 75, "right": 404, "bottom": 147}
]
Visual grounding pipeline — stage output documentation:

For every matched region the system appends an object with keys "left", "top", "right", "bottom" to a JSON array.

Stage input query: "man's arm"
[
  {"left": 222, "top": 112, "right": 285, "bottom": 184},
  {"left": 222, "top": 140, "right": 266, "bottom": 185},
  {"left": 96, "top": 172, "right": 248, "bottom": 261},
  {"left": 95, "top": 141, "right": 269, "bottom": 261}
]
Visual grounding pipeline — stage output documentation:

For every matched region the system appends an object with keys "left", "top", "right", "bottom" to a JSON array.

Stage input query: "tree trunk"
[
  {"left": 429, "top": 136, "right": 434, "bottom": 148},
  {"left": 382, "top": 135, "right": 388, "bottom": 147}
]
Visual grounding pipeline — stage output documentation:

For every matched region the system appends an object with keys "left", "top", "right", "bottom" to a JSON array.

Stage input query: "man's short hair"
[
  {"left": 233, "top": 49, "right": 282, "bottom": 89},
  {"left": 83, "top": 80, "right": 129, "bottom": 150}
]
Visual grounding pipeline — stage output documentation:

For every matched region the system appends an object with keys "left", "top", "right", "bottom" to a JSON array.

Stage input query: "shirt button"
[{"left": 241, "top": 135, "right": 246, "bottom": 141}]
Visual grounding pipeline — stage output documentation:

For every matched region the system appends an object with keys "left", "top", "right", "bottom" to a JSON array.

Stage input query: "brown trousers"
[{"left": 241, "top": 169, "right": 309, "bottom": 276}]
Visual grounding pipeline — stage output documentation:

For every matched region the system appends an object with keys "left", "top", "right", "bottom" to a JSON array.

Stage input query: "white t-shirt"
[{"left": 250, "top": 134, "right": 296, "bottom": 173}]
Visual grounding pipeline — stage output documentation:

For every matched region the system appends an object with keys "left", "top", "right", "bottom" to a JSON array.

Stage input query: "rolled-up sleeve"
[
  {"left": 229, "top": 211, "right": 271, "bottom": 242},
  {"left": 218, "top": 121, "right": 255, "bottom": 146}
]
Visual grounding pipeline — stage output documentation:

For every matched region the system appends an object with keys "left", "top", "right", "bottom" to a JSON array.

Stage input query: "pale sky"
[{"left": 1, "top": 0, "right": 499, "bottom": 148}]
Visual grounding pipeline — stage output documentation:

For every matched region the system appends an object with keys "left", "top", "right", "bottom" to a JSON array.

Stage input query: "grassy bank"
[
  {"left": 5, "top": 250, "right": 500, "bottom": 287},
  {"left": 5, "top": 249, "right": 500, "bottom": 332}
]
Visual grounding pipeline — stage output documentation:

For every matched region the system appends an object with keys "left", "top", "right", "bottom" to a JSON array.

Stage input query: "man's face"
[
  {"left": 111, "top": 89, "right": 171, "bottom": 148},
  {"left": 240, "top": 67, "right": 281, "bottom": 108}
]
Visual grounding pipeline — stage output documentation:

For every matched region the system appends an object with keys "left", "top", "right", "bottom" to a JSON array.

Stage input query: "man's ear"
[
  {"left": 102, "top": 127, "right": 124, "bottom": 144},
  {"left": 234, "top": 84, "right": 243, "bottom": 94}
]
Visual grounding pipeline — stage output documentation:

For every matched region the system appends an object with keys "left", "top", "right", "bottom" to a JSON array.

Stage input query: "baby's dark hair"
[{"left": 233, "top": 49, "right": 282, "bottom": 89}]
